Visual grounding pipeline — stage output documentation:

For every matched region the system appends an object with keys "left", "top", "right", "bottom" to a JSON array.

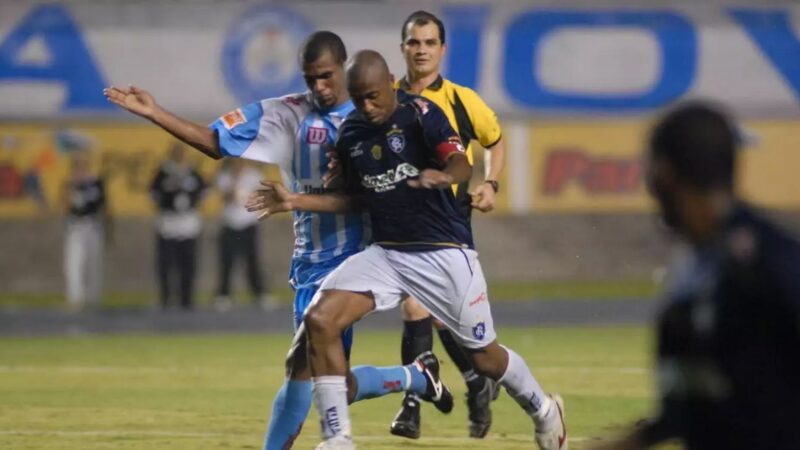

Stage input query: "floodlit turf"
[{"left": 0, "top": 327, "right": 663, "bottom": 449}]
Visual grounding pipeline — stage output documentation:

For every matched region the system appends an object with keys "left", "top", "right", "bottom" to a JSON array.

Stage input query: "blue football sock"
[
  {"left": 351, "top": 363, "right": 427, "bottom": 403},
  {"left": 264, "top": 379, "right": 312, "bottom": 450}
]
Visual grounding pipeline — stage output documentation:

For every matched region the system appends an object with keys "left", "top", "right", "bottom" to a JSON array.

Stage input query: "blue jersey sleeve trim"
[{"left": 208, "top": 101, "right": 265, "bottom": 157}]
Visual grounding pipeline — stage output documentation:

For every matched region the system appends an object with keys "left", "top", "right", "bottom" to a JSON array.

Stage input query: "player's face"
[
  {"left": 349, "top": 75, "right": 397, "bottom": 125},
  {"left": 303, "top": 51, "right": 346, "bottom": 109},
  {"left": 646, "top": 155, "right": 682, "bottom": 231},
  {"left": 401, "top": 23, "right": 446, "bottom": 78}
]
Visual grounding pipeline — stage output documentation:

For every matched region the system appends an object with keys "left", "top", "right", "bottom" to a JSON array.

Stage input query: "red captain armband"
[{"left": 435, "top": 137, "right": 466, "bottom": 163}]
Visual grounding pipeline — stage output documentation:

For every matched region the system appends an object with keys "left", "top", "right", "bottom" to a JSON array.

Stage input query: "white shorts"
[{"left": 318, "top": 245, "right": 496, "bottom": 349}]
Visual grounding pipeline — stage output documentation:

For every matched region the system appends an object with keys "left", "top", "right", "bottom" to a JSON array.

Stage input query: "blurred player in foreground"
[
  {"left": 391, "top": 10, "right": 506, "bottom": 439},
  {"left": 248, "top": 50, "right": 567, "bottom": 450},
  {"left": 591, "top": 102, "right": 800, "bottom": 450},
  {"left": 104, "top": 32, "right": 369, "bottom": 450}
]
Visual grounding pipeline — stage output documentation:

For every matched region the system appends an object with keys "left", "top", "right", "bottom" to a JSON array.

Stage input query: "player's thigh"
[
  {"left": 401, "top": 296, "right": 432, "bottom": 321},
  {"left": 304, "top": 289, "right": 374, "bottom": 336},
  {"left": 393, "top": 249, "right": 496, "bottom": 350},
  {"left": 318, "top": 245, "right": 406, "bottom": 313}
]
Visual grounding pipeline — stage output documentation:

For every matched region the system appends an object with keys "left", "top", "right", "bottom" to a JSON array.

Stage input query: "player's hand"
[
  {"left": 245, "top": 181, "right": 294, "bottom": 219},
  {"left": 103, "top": 85, "right": 159, "bottom": 119},
  {"left": 322, "top": 150, "right": 343, "bottom": 189},
  {"left": 407, "top": 169, "right": 453, "bottom": 189},
  {"left": 470, "top": 182, "right": 496, "bottom": 213}
]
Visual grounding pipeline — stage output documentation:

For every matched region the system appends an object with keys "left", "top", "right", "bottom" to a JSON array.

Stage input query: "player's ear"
[{"left": 389, "top": 73, "right": 395, "bottom": 84}]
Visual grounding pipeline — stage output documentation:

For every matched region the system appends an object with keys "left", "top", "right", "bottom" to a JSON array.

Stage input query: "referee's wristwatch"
[{"left": 484, "top": 179, "right": 499, "bottom": 193}]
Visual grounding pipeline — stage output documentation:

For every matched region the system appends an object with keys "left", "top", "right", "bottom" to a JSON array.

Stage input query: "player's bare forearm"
[
  {"left": 443, "top": 153, "right": 472, "bottom": 184},
  {"left": 149, "top": 107, "right": 222, "bottom": 160},
  {"left": 485, "top": 138, "right": 506, "bottom": 181},
  {"left": 290, "top": 192, "right": 365, "bottom": 213},
  {"left": 103, "top": 85, "right": 221, "bottom": 159}
]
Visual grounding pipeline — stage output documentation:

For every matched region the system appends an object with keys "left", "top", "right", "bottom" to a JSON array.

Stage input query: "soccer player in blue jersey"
[
  {"left": 103, "top": 32, "right": 370, "bottom": 450},
  {"left": 249, "top": 50, "right": 567, "bottom": 450}
]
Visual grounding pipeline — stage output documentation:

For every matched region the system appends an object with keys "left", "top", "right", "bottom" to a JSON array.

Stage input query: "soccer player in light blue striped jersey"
[{"left": 104, "top": 31, "right": 368, "bottom": 450}]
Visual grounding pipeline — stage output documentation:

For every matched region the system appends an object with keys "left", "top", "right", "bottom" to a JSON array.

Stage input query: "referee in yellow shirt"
[{"left": 390, "top": 10, "right": 508, "bottom": 441}]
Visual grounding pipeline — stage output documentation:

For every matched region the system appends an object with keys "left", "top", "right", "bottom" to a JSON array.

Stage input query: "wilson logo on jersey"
[
  {"left": 306, "top": 127, "right": 328, "bottom": 145},
  {"left": 221, "top": 108, "right": 246, "bottom": 130}
]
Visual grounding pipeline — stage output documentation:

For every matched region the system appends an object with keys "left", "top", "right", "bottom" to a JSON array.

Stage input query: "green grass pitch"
[{"left": 0, "top": 326, "right": 668, "bottom": 449}]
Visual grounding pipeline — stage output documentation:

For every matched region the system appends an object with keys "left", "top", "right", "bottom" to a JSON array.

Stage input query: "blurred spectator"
[
  {"left": 150, "top": 143, "right": 206, "bottom": 310},
  {"left": 214, "top": 158, "right": 276, "bottom": 311},
  {"left": 61, "top": 150, "right": 111, "bottom": 311}
]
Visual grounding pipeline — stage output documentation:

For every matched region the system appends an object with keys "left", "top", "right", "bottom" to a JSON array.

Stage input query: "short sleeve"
[
  {"left": 209, "top": 99, "right": 293, "bottom": 166},
  {"left": 334, "top": 124, "right": 366, "bottom": 195},
  {"left": 416, "top": 98, "right": 466, "bottom": 164},
  {"left": 458, "top": 87, "right": 502, "bottom": 148}
]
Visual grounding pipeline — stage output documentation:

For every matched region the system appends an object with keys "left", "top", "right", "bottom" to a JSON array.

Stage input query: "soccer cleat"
[
  {"left": 414, "top": 351, "right": 454, "bottom": 414},
  {"left": 466, "top": 378, "right": 496, "bottom": 438},
  {"left": 314, "top": 435, "right": 355, "bottom": 450},
  {"left": 534, "top": 394, "right": 568, "bottom": 450},
  {"left": 389, "top": 394, "right": 421, "bottom": 439}
]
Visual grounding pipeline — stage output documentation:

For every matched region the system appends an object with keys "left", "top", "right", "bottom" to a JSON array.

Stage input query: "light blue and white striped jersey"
[{"left": 210, "top": 92, "right": 370, "bottom": 264}]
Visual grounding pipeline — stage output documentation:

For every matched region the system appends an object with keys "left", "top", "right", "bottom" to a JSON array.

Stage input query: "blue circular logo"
[
  {"left": 472, "top": 322, "right": 486, "bottom": 341},
  {"left": 221, "top": 6, "right": 313, "bottom": 102}
]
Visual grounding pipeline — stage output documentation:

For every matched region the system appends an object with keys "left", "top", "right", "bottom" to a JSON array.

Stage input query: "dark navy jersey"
[
  {"left": 67, "top": 177, "right": 106, "bottom": 218},
  {"left": 642, "top": 204, "right": 800, "bottom": 449},
  {"left": 336, "top": 91, "right": 473, "bottom": 251},
  {"left": 149, "top": 163, "right": 207, "bottom": 213}
]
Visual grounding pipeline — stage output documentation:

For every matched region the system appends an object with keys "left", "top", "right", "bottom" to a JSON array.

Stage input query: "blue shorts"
[{"left": 290, "top": 253, "right": 356, "bottom": 359}]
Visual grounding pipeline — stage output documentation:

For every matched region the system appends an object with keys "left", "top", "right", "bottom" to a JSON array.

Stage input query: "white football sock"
[
  {"left": 497, "top": 345, "right": 556, "bottom": 431},
  {"left": 313, "top": 376, "right": 352, "bottom": 439}
]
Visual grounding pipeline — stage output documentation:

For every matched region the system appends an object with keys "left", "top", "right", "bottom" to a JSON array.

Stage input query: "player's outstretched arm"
[
  {"left": 245, "top": 181, "right": 363, "bottom": 219},
  {"left": 103, "top": 85, "right": 222, "bottom": 159}
]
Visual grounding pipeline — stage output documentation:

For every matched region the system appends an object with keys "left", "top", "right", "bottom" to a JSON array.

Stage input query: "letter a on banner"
[{"left": 0, "top": 5, "right": 111, "bottom": 111}]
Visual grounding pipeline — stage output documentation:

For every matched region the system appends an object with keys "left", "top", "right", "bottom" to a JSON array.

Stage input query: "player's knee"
[
  {"left": 303, "top": 302, "right": 340, "bottom": 339},
  {"left": 401, "top": 297, "right": 431, "bottom": 321}
]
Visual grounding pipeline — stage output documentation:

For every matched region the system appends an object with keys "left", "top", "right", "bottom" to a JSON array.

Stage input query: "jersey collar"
[
  {"left": 398, "top": 74, "right": 444, "bottom": 92},
  {"left": 312, "top": 94, "right": 354, "bottom": 117}
]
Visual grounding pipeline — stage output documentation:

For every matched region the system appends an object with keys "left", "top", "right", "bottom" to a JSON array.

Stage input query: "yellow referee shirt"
[{"left": 397, "top": 75, "right": 502, "bottom": 216}]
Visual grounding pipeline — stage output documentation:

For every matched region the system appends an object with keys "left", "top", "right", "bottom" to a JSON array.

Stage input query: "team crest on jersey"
[
  {"left": 371, "top": 144, "right": 382, "bottom": 160},
  {"left": 472, "top": 322, "right": 486, "bottom": 341},
  {"left": 221, "top": 108, "right": 246, "bottom": 130},
  {"left": 306, "top": 127, "right": 328, "bottom": 145},
  {"left": 386, "top": 129, "right": 406, "bottom": 154}
]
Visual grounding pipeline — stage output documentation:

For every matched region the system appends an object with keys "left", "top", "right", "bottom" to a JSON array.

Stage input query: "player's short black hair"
[
  {"left": 649, "top": 101, "right": 739, "bottom": 190},
  {"left": 401, "top": 10, "right": 446, "bottom": 44},
  {"left": 299, "top": 31, "right": 347, "bottom": 67}
]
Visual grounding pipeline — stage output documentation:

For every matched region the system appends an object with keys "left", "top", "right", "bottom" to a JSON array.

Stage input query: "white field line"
[
  {"left": 0, "top": 429, "right": 589, "bottom": 443},
  {"left": 0, "top": 365, "right": 645, "bottom": 375}
]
